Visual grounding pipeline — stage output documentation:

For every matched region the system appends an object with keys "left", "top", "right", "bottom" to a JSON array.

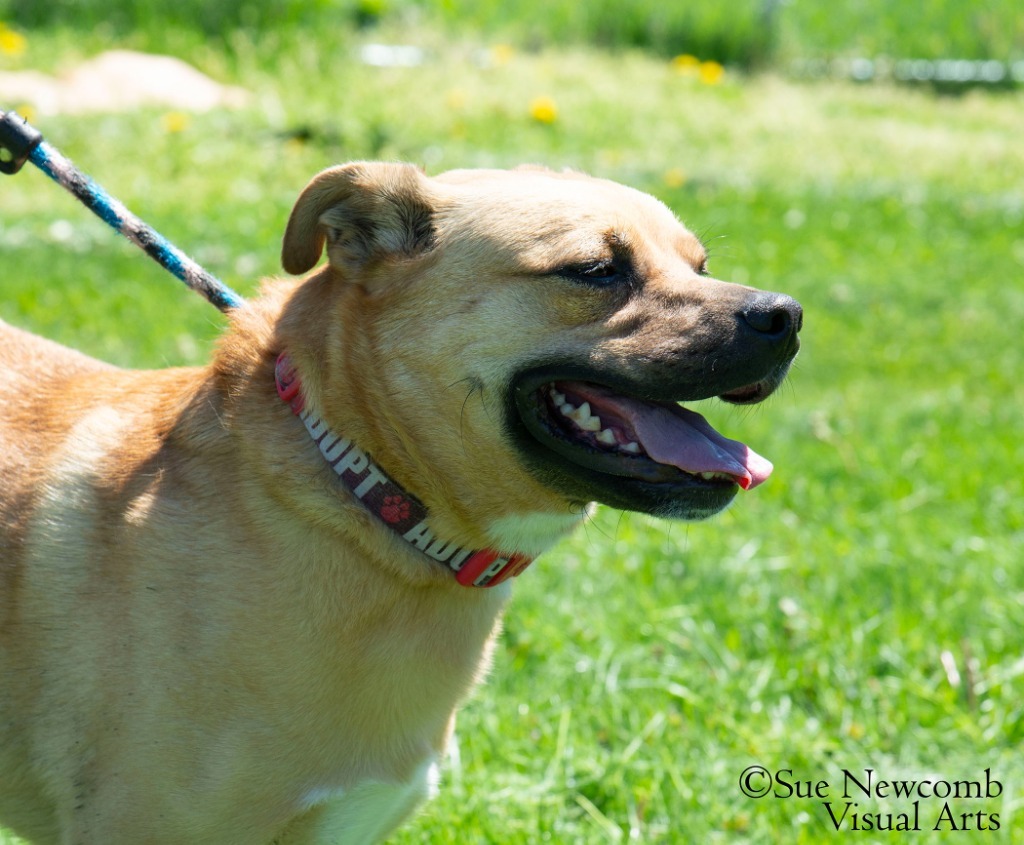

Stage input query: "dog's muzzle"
[{"left": 506, "top": 289, "right": 802, "bottom": 520}]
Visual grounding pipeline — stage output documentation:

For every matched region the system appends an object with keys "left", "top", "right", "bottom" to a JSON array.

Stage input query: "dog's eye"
[{"left": 559, "top": 261, "right": 622, "bottom": 285}]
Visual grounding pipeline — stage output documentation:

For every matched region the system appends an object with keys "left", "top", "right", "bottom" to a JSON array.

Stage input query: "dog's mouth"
[
  {"left": 518, "top": 379, "right": 771, "bottom": 487},
  {"left": 510, "top": 369, "right": 784, "bottom": 518}
]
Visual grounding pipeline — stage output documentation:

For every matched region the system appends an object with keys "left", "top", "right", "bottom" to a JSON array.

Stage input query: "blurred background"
[
  {"left": 2, "top": 2, "right": 1022, "bottom": 843},
  {"left": 3, "top": 0, "right": 1024, "bottom": 69}
]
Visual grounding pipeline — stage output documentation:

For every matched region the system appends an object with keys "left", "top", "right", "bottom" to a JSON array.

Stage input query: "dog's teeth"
[
  {"left": 567, "top": 401, "right": 602, "bottom": 432},
  {"left": 621, "top": 441, "right": 641, "bottom": 454},
  {"left": 551, "top": 390, "right": 566, "bottom": 406},
  {"left": 570, "top": 402, "right": 591, "bottom": 421},
  {"left": 556, "top": 398, "right": 606, "bottom": 433},
  {"left": 597, "top": 428, "right": 617, "bottom": 446}
]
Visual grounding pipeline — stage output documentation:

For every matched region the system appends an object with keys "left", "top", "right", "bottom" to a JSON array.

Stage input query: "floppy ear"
[{"left": 281, "top": 162, "right": 437, "bottom": 276}]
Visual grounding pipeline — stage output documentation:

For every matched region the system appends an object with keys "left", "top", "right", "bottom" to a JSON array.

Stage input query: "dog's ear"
[{"left": 281, "top": 162, "right": 437, "bottom": 276}]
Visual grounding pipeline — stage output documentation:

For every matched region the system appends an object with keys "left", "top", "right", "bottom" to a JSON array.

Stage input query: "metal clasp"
[{"left": 0, "top": 110, "right": 43, "bottom": 175}]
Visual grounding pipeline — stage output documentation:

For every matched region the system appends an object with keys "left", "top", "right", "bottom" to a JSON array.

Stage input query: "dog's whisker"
[
  {"left": 450, "top": 376, "right": 485, "bottom": 456},
  {"left": 614, "top": 509, "right": 628, "bottom": 545}
]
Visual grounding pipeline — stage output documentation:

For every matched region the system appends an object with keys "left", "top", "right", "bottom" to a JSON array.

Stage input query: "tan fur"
[{"left": 0, "top": 163, "right": 798, "bottom": 844}]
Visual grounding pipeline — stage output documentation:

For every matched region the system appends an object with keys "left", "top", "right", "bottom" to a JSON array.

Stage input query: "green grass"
[
  {"left": 3, "top": 0, "right": 1023, "bottom": 67},
  {"left": 2, "top": 20, "right": 1024, "bottom": 845},
  {"left": 779, "top": 1, "right": 1024, "bottom": 62}
]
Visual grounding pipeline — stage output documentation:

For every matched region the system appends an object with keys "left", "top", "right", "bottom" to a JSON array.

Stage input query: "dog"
[{"left": 0, "top": 162, "right": 801, "bottom": 844}]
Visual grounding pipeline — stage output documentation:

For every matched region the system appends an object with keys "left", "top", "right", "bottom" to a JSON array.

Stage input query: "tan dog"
[{"left": 0, "top": 163, "right": 801, "bottom": 844}]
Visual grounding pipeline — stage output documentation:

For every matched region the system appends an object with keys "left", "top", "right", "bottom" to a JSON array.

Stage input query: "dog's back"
[
  {"left": 0, "top": 319, "right": 129, "bottom": 557},
  {"left": 0, "top": 320, "right": 117, "bottom": 842},
  {"left": 0, "top": 320, "right": 234, "bottom": 844},
  {"left": 0, "top": 317, "right": 120, "bottom": 596},
  {"left": 0, "top": 317, "right": 125, "bottom": 489}
]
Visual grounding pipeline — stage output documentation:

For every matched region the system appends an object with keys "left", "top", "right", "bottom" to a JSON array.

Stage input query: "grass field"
[
  {"left": 2, "top": 12, "right": 1024, "bottom": 845},
  {"left": 4, "top": 0, "right": 1024, "bottom": 65}
]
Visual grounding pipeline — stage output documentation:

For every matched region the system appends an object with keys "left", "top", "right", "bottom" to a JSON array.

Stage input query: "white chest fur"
[{"left": 282, "top": 757, "right": 440, "bottom": 845}]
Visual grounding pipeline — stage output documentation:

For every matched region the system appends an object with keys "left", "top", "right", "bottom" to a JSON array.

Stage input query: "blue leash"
[{"left": 0, "top": 109, "right": 244, "bottom": 313}]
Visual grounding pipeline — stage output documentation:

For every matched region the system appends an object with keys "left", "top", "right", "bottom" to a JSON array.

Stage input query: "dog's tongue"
[{"left": 628, "top": 403, "right": 773, "bottom": 490}]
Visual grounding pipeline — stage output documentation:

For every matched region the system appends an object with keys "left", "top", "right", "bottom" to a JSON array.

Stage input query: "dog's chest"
[{"left": 281, "top": 757, "right": 439, "bottom": 844}]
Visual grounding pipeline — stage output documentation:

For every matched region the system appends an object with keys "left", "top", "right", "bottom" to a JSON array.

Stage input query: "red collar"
[{"left": 274, "top": 353, "right": 533, "bottom": 588}]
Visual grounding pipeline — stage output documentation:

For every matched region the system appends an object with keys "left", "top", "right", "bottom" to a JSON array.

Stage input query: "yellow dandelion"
[
  {"left": 663, "top": 167, "right": 687, "bottom": 189},
  {"left": 699, "top": 60, "right": 725, "bottom": 85},
  {"left": 446, "top": 88, "right": 467, "bottom": 111},
  {"left": 671, "top": 54, "right": 700, "bottom": 75},
  {"left": 491, "top": 44, "right": 515, "bottom": 67},
  {"left": 160, "top": 112, "right": 191, "bottom": 134},
  {"left": 529, "top": 96, "right": 558, "bottom": 125},
  {"left": 14, "top": 103, "right": 37, "bottom": 125},
  {"left": 0, "top": 23, "right": 27, "bottom": 57}
]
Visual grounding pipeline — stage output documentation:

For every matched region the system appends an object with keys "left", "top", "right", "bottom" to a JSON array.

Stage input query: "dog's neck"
[{"left": 274, "top": 353, "right": 533, "bottom": 588}]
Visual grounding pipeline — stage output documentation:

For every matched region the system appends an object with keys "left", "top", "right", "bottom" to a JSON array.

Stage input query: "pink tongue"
[{"left": 628, "top": 403, "right": 773, "bottom": 490}]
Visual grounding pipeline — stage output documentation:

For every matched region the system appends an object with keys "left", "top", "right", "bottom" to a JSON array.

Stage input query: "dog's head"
[{"left": 280, "top": 163, "right": 800, "bottom": 548}]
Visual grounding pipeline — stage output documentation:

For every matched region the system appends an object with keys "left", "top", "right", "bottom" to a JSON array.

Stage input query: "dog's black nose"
[{"left": 740, "top": 293, "right": 803, "bottom": 340}]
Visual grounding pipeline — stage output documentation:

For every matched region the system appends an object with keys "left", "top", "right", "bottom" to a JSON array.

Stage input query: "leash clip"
[{"left": 0, "top": 110, "right": 43, "bottom": 176}]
